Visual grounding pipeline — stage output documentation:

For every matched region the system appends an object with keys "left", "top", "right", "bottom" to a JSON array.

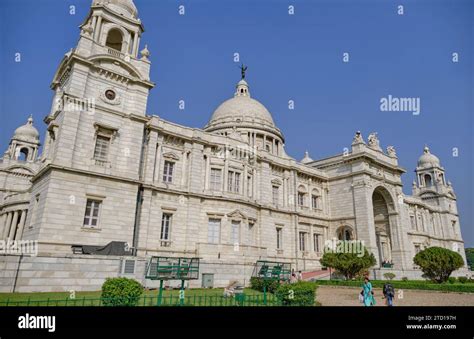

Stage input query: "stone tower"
[
  {"left": 22, "top": 0, "right": 154, "bottom": 254},
  {"left": 413, "top": 146, "right": 464, "bottom": 257}
]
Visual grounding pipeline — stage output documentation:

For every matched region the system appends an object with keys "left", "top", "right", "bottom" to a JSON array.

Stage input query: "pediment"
[
  {"left": 227, "top": 209, "right": 247, "bottom": 220},
  {"left": 162, "top": 152, "right": 180, "bottom": 161},
  {"left": 90, "top": 56, "right": 143, "bottom": 80},
  {"left": 6, "top": 166, "right": 35, "bottom": 176}
]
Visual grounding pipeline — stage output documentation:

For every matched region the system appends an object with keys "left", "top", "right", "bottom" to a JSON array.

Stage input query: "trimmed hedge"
[
  {"left": 275, "top": 281, "right": 316, "bottom": 306},
  {"left": 249, "top": 277, "right": 280, "bottom": 293},
  {"left": 312, "top": 279, "right": 474, "bottom": 293},
  {"left": 101, "top": 277, "right": 144, "bottom": 306}
]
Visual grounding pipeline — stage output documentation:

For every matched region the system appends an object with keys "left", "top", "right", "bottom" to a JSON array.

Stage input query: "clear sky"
[{"left": 0, "top": 0, "right": 472, "bottom": 246}]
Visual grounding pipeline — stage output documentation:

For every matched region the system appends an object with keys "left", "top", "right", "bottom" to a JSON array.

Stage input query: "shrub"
[
  {"left": 447, "top": 277, "right": 456, "bottom": 284},
  {"left": 249, "top": 277, "right": 280, "bottom": 293},
  {"left": 276, "top": 281, "right": 316, "bottom": 306},
  {"left": 320, "top": 246, "right": 376, "bottom": 280},
  {"left": 101, "top": 277, "right": 144, "bottom": 306},
  {"left": 401, "top": 277, "right": 408, "bottom": 281},
  {"left": 413, "top": 247, "right": 464, "bottom": 283},
  {"left": 383, "top": 273, "right": 396, "bottom": 281},
  {"left": 458, "top": 277, "right": 468, "bottom": 284}
]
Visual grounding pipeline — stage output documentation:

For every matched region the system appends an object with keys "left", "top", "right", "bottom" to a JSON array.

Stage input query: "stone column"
[
  {"left": 94, "top": 16, "right": 102, "bottom": 41},
  {"left": 182, "top": 150, "right": 188, "bottom": 187},
  {"left": 132, "top": 32, "right": 139, "bottom": 57},
  {"left": 0, "top": 213, "right": 5, "bottom": 239},
  {"left": 2, "top": 212, "right": 12, "bottom": 239},
  {"left": 351, "top": 179, "right": 379, "bottom": 263},
  {"left": 8, "top": 211, "right": 19, "bottom": 240},
  {"left": 15, "top": 210, "right": 27, "bottom": 240},
  {"left": 153, "top": 143, "right": 162, "bottom": 183},
  {"left": 91, "top": 16, "right": 97, "bottom": 39}
]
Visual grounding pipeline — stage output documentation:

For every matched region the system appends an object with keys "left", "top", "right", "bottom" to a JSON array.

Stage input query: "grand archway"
[{"left": 372, "top": 187, "right": 394, "bottom": 265}]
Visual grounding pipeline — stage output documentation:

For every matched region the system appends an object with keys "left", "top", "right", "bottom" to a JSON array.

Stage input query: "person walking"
[
  {"left": 362, "top": 277, "right": 376, "bottom": 306},
  {"left": 383, "top": 281, "right": 395, "bottom": 306}
]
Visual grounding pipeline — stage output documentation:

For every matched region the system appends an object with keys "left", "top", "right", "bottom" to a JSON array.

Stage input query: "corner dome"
[
  {"left": 204, "top": 77, "right": 284, "bottom": 141},
  {"left": 417, "top": 146, "right": 440, "bottom": 168},
  {"left": 92, "top": 0, "right": 138, "bottom": 18},
  {"left": 13, "top": 116, "right": 40, "bottom": 143}
]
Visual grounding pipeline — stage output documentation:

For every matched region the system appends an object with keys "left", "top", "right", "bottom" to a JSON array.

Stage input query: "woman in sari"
[{"left": 362, "top": 277, "right": 376, "bottom": 306}]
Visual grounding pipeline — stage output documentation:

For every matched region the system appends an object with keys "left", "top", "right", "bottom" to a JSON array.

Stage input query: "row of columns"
[{"left": 1, "top": 209, "right": 28, "bottom": 241}]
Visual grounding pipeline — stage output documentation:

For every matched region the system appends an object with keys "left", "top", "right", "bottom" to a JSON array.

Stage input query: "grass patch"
[
  {"left": 312, "top": 279, "right": 474, "bottom": 293},
  {"left": 0, "top": 288, "right": 271, "bottom": 306}
]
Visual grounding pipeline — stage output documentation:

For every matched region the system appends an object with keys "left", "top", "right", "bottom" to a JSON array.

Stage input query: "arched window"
[
  {"left": 106, "top": 29, "right": 123, "bottom": 51},
  {"left": 18, "top": 147, "right": 29, "bottom": 161},
  {"left": 424, "top": 174, "right": 432, "bottom": 187},
  {"left": 337, "top": 226, "right": 353, "bottom": 241}
]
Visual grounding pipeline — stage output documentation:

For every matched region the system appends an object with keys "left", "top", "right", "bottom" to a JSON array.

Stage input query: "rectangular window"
[
  {"left": 312, "top": 195, "right": 320, "bottom": 210},
  {"left": 410, "top": 215, "right": 416, "bottom": 230},
  {"left": 83, "top": 199, "right": 101, "bottom": 228},
  {"left": 210, "top": 168, "right": 222, "bottom": 191},
  {"left": 208, "top": 218, "right": 221, "bottom": 244},
  {"left": 313, "top": 233, "right": 321, "bottom": 252},
  {"left": 247, "top": 176, "right": 252, "bottom": 197},
  {"left": 299, "top": 232, "right": 307, "bottom": 251},
  {"left": 234, "top": 172, "right": 240, "bottom": 193},
  {"left": 93, "top": 135, "right": 110, "bottom": 162},
  {"left": 276, "top": 227, "right": 283, "bottom": 250},
  {"left": 248, "top": 222, "right": 254, "bottom": 246},
  {"left": 414, "top": 244, "right": 421, "bottom": 254},
  {"left": 230, "top": 221, "right": 240, "bottom": 245},
  {"left": 160, "top": 213, "right": 172, "bottom": 240},
  {"left": 163, "top": 161, "right": 174, "bottom": 183},
  {"left": 227, "top": 171, "right": 234, "bottom": 192},
  {"left": 272, "top": 186, "right": 279, "bottom": 206},
  {"left": 227, "top": 171, "right": 241, "bottom": 193},
  {"left": 298, "top": 193, "right": 305, "bottom": 207}
]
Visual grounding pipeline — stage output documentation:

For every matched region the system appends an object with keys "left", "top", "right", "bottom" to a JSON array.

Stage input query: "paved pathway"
[{"left": 316, "top": 285, "right": 474, "bottom": 306}]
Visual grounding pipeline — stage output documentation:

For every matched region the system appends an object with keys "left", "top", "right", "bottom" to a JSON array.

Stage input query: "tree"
[
  {"left": 320, "top": 246, "right": 376, "bottom": 280},
  {"left": 413, "top": 247, "right": 464, "bottom": 283}
]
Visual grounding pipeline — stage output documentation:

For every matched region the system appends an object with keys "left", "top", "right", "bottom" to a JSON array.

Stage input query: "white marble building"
[{"left": 0, "top": 0, "right": 468, "bottom": 292}]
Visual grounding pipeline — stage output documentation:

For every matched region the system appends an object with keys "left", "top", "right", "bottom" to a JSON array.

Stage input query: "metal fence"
[{"left": 0, "top": 293, "right": 281, "bottom": 307}]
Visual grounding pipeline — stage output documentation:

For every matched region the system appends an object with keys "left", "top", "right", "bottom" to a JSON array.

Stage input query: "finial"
[
  {"left": 423, "top": 145, "right": 430, "bottom": 154},
  {"left": 140, "top": 44, "right": 150, "bottom": 60},
  {"left": 27, "top": 115, "right": 33, "bottom": 124},
  {"left": 240, "top": 64, "right": 248, "bottom": 79}
]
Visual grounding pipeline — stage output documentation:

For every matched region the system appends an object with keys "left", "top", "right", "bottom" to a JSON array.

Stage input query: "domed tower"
[
  {"left": 204, "top": 69, "right": 285, "bottom": 156},
  {"left": 4, "top": 115, "right": 40, "bottom": 162},
  {"left": 414, "top": 146, "right": 446, "bottom": 191}
]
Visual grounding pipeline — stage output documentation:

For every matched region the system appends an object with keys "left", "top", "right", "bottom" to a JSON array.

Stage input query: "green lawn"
[{"left": 0, "top": 288, "right": 271, "bottom": 306}]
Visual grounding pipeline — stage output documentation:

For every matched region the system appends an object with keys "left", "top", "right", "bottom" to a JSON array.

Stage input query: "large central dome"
[{"left": 204, "top": 78, "right": 284, "bottom": 142}]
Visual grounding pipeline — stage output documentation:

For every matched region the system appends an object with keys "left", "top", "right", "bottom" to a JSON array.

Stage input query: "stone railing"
[{"left": 107, "top": 48, "right": 124, "bottom": 59}]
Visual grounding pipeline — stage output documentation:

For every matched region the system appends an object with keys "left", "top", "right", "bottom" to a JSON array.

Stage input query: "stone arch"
[
  {"left": 372, "top": 186, "right": 395, "bottom": 265},
  {"left": 424, "top": 173, "right": 432, "bottom": 187},
  {"left": 101, "top": 24, "right": 130, "bottom": 54},
  {"left": 336, "top": 225, "right": 354, "bottom": 241},
  {"left": 17, "top": 147, "right": 29, "bottom": 161},
  {"left": 105, "top": 28, "right": 123, "bottom": 51}
]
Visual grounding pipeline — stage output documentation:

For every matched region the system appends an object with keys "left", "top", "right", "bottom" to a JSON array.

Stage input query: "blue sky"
[{"left": 0, "top": 0, "right": 472, "bottom": 246}]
